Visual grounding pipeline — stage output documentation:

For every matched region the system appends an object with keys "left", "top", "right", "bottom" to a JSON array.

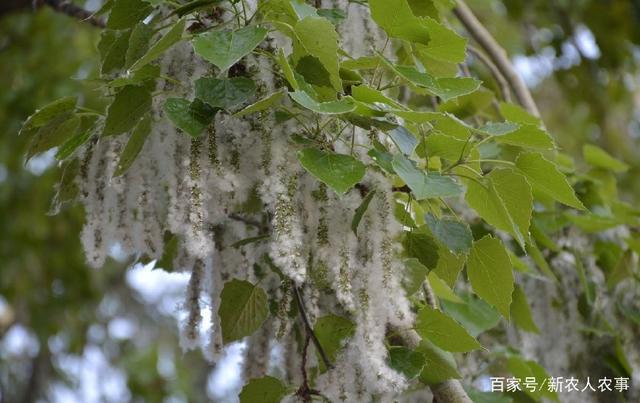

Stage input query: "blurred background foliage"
[
  {"left": 0, "top": 0, "right": 639, "bottom": 402},
  {"left": 0, "top": 5, "right": 213, "bottom": 403}
]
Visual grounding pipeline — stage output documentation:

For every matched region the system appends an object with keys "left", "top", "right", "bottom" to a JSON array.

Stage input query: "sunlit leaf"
[
  {"left": 416, "top": 306, "right": 482, "bottom": 352},
  {"left": 467, "top": 235, "right": 514, "bottom": 319}
]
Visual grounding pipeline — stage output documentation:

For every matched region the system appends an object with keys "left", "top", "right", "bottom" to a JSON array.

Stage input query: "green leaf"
[
  {"left": 369, "top": 0, "right": 431, "bottom": 45},
  {"left": 515, "top": 152, "right": 585, "bottom": 209},
  {"left": 467, "top": 235, "right": 514, "bottom": 319},
  {"left": 294, "top": 17, "right": 342, "bottom": 91},
  {"left": 102, "top": 29, "right": 132, "bottom": 74},
  {"left": 156, "top": 232, "right": 178, "bottom": 271},
  {"left": 195, "top": 77, "right": 256, "bottom": 109},
  {"left": 351, "top": 84, "right": 405, "bottom": 109},
  {"left": 393, "top": 110, "right": 444, "bottom": 124},
  {"left": 352, "top": 190, "right": 376, "bottom": 235},
  {"left": 421, "top": 17, "right": 466, "bottom": 63},
  {"left": 422, "top": 133, "right": 467, "bottom": 161},
  {"left": 403, "top": 258, "right": 429, "bottom": 295},
  {"left": 114, "top": 114, "right": 152, "bottom": 176},
  {"left": 493, "top": 124, "right": 554, "bottom": 150},
  {"left": 290, "top": 0, "right": 318, "bottom": 19},
  {"left": 488, "top": 168, "right": 532, "bottom": 246},
  {"left": 239, "top": 376, "right": 288, "bottom": 403},
  {"left": 55, "top": 116, "right": 98, "bottom": 160},
  {"left": 125, "top": 22, "right": 153, "bottom": 69},
  {"left": 192, "top": 26, "right": 268, "bottom": 71},
  {"left": 130, "top": 18, "right": 186, "bottom": 71},
  {"left": 297, "top": 148, "right": 365, "bottom": 194},
  {"left": 510, "top": 285, "right": 539, "bottom": 334},
  {"left": 415, "top": 306, "right": 482, "bottom": 352},
  {"left": 441, "top": 292, "right": 501, "bottom": 337},
  {"left": 259, "top": 0, "right": 301, "bottom": 26},
  {"left": 407, "top": 0, "right": 440, "bottom": 18},
  {"left": 380, "top": 57, "right": 480, "bottom": 101},
  {"left": 342, "top": 56, "right": 380, "bottom": 71},
  {"left": 94, "top": 0, "right": 115, "bottom": 17},
  {"left": 464, "top": 169, "right": 531, "bottom": 249},
  {"left": 427, "top": 271, "right": 463, "bottom": 303},
  {"left": 235, "top": 90, "right": 285, "bottom": 117},
  {"left": 49, "top": 159, "right": 80, "bottom": 214},
  {"left": 606, "top": 250, "right": 633, "bottom": 290},
  {"left": 27, "top": 114, "right": 80, "bottom": 160},
  {"left": 499, "top": 102, "right": 542, "bottom": 126},
  {"left": 103, "top": 85, "right": 152, "bottom": 137},
  {"left": 219, "top": 279, "right": 269, "bottom": 343},
  {"left": 432, "top": 244, "right": 465, "bottom": 287},
  {"left": 417, "top": 339, "right": 461, "bottom": 385},
  {"left": 431, "top": 113, "right": 471, "bottom": 140},
  {"left": 276, "top": 49, "right": 299, "bottom": 90},
  {"left": 425, "top": 214, "right": 472, "bottom": 255},
  {"left": 392, "top": 154, "right": 462, "bottom": 200},
  {"left": 289, "top": 91, "right": 355, "bottom": 114},
  {"left": 583, "top": 144, "right": 629, "bottom": 173},
  {"left": 20, "top": 96, "right": 77, "bottom": 136},
  {"left": 388, "top": 347, "right": 425, "bottom": 380},
  {"left": 368, "top": 148, "right": 395, "bottom": 174},
  {"left": 477, "top": 122, "right": 554, "bottom": 149},
  {"left": 163, "top": 98, "right": 214, "bottom": 137},
  {"left": 526, "top": 240, "right": 558, "bottom": 281},
  {"left": 107, "top": 0, "right": 152, "bottom": 30},
  {"left": 464, "top": 178, "right": 512, "bottom": 236},
  {"left": 402, "top": 232, "right": 439, "bottom": 269},
  {"left": 388, "top": 126, "right": 418, "bottom": 155},
  {"left": 109, "top": 64, "right": 161, "bottom": 88},
  {"left": 475, "top": 121, "right": 520, "bottom": 136},
  {"left": 314, "top": 314, "right": 355, "bottom": 371},
  {"left": 173, "top": 0, "right": 224, "bottom": 17},
  {"left": 506, "top": 356, "right": 555, "bottom": 401}
]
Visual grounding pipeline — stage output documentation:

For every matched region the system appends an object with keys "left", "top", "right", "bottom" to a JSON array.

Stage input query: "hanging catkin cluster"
[{"left": 72, "top": 0, "right": 417, "bottom": 399}]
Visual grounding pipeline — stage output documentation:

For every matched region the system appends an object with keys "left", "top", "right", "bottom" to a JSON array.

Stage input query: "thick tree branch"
[
  {"left": 43, "top": 0, "right": 105, "bottom": 28},
  {"left": 454, "top": 0, "right": 540, "bottom": 117},
  {"left": 394, "top": 326, "right": 473, "bottom": 403},
  {"left": 390, "top": 280, "right": 473, "bottom": 403}
]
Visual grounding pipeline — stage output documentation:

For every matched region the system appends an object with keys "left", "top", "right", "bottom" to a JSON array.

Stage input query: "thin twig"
[
  {"left": 453, "top": 0, "right": 540, "bottom": 118},
  {"left": 296, "top": 333, "right": 320, "bottom": 402},
  {"left": 43, "top": 0, "right": 106, "bottom": 28},
  {"left": 292, "top": 283, "right": 333, "bottom": 370}
]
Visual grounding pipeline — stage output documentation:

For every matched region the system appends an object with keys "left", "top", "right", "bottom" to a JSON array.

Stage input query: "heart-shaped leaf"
[{"left": 192, "top": 26, "right": 267, "bottom": 71}]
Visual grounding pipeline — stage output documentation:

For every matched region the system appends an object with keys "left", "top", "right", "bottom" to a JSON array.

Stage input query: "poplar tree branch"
[
  {"left": 393, "top": 326, "right": 473, "bottom": 403},
  {"left": 42, "top": 0, "right": 106, "bottom": 28},
  {"left": 454, "top": 0, "right": 540, "bottom": 117}
]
